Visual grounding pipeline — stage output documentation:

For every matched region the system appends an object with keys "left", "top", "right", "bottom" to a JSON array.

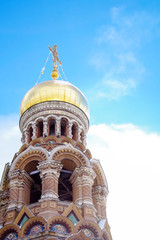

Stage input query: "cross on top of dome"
[{"left": 49, "top": 45, "right": 62, "bottom": 80}]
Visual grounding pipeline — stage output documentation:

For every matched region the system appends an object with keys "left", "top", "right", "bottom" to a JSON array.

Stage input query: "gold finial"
[{"left": 49, "top": 45, "right": 62, "bottom": 80}]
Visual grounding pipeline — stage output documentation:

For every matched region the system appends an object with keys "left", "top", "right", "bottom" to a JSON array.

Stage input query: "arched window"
[
  {"left": 72, "top": 123, "right": 77, "bottom": 141},
  {"left": 58, "top": 160, "right": 76, "bottom": 202},
  {"left": 61, "top": 119, "right": 67, "bottom": 136},
  {"left": 28, "top": 126, "right": 33, "bottom": 143},
  {"left": 37, "top": 121, "right": 43, "bottom": 138},
  {"left": 25, "top": 161, "right": 41, "bottom": 204},
  {"left": 49, "top": 119, "right": 55, "bottom": 135}
]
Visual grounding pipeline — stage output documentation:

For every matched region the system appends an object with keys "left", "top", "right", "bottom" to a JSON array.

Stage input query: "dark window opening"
[
  {"left": 49, "top": 119, "right": 55, "bottom": 135},
  {"left": 28, "top": 126, "right": 33, "bottom": 143},
  {"left": 29, "top": 171, "right": 41, "bottom": 204},
  {"left": 37, "top": 121, "right": 43, "bottom": 137},
  {"left": 58, "top": 168, "right": 72, "bottom": 201},
  {"left": 72, "top": 124, "right": 77, "bottom": 141},
  {"left": 61, "top": 119, "right": 67, "bottom": 136}
]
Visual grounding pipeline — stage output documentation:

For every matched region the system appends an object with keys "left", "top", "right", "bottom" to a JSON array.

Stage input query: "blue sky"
[
  {"left": 1, "top": 0, "right": 160, "bottom": 131},
  {"left": 1, "top": 1, "right": 160, "bottom": 240}
]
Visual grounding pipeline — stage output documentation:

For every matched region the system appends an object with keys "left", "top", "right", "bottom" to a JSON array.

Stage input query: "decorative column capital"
[
  {"left": 38, "top": 160, "right": 63, "bottom": 177},
  {"left": 70, "top": 166, "right": 96, "bottom": 186}
]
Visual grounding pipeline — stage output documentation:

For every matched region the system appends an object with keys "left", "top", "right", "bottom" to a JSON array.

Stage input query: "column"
[
  {"left": 68, "top": 122, "right": 73, "bottom": 139},
  {"left": 77, "top": 127, "right": 81, "bottom": 142},
  {"left": 38, "top": 160, "right": 63, "bottom": 200},
  {"left": 8, "top": 170, "right": 21, "bottom": 209},
  {"left": 55, "top": 119, "right": 60, "bottom": 136},
  {"left": 31, "top": 122, "right": 37, "bottom": 140},
  {"left": 24, "top": 130, "right": 29, "bottom": 144},
  {"left": 18, "top": 170, "right": 33, "bottom": 206},
  {"left": 82, "top": 134, "right": 87, "bottom": 147},
  {"left": 92, "top": 186, "right": 108, "bottom": 219},
  {"left": 43, "top": 120, "right": 48, "bottom": 137},
  {"left": 70, "top": 166, "right": 96, "bottom": 205}
]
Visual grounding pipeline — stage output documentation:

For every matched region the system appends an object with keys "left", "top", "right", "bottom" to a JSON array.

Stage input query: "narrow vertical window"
[{"left": 37, "top": 121, "right": 43, "bottom": 137}]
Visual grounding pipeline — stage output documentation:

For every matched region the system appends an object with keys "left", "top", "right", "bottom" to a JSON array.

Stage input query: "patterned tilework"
[
  {"left": 28, "top": 224, "right": 43, "bottom": 235},
  {"left": 82, "top": 228, "right": 95, "bottom": 238},
  {"left": 51, "top": 224, "right": 68, "bottom": 234},
  {"left": 4, "top": 233, "right": 18, "bottom": 240}
]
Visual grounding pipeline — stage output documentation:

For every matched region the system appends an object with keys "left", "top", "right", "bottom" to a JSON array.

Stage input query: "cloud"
[
  {"left": 0, "top": 115, "right": 21, "bottom": 178},
  {"left": 87, "top": 123, "right": 160, "bottom": 240},
  {"left": 89, "top": 7, "right": 160, "bottom": 100},
  {"left": 0, "top": 115, "right": 160, "bottom": 240}
]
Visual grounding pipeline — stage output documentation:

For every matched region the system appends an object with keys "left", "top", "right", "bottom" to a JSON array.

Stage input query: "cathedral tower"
[{"left": 0, "top": 46, "right": 112, "bottom": 240}]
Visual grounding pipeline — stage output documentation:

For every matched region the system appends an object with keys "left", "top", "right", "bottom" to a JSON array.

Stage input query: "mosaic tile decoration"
[
  {"left": 82, "top": 228, "right": 95, "bottom": 238},
  {"left": 51, "top": 224, "right": 68, "bottom": 234},
  {"left": 4, "top": 233, "right": 18, "bottom": 240},
  {"left": 28, "top": 224, "right": 43, "bottom": 235}
]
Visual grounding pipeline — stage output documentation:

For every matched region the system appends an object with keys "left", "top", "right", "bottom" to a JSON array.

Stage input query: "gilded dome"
[{"left": 20, "top": 80, "right": 89, "bottom": 118}]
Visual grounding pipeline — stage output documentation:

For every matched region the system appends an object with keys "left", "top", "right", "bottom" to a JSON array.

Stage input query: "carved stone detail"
[
  {"left": 70, "top": 167, "right": 96, "bottom": 206},
  {"left": 38, "top": 160, "right": 63, "bottom": 200}
]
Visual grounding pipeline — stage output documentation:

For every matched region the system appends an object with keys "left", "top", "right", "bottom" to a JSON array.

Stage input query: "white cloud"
[
  {"left": 0, "top": 115, "right": 21, "bottom": 178},
  {"left": 87, "top": 123, "right": 160, "bottom": 240},
  {"left": 89, "top": 7, "right": 160, "bottom": 100},
  {"left": 0, "top": 115, "right": 160, "bottom": 240}
]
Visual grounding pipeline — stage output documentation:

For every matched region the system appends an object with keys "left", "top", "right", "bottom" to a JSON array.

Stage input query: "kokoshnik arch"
[{"left": 0, "top": 45, "right": 112, "bottom": 240}]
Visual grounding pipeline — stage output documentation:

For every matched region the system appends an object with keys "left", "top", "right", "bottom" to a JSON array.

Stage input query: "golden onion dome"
[{"left": 20, "top": 80, "right": 89, "bottom": 118}]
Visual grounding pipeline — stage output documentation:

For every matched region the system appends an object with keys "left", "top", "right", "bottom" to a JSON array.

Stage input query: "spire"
[{"left": 49, "top": 45, "right": 62, "bottom": 80}]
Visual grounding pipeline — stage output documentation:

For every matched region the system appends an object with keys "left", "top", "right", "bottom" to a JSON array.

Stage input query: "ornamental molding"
[
  {"left": 10, "top": 145, "right": 48, "bottom": 171},
  {"left": 50, "top": 143, "right": 90, "bottom": 167},
  {"left": 75, "top": 219, "right": 102, "bottom": 239},
  {"left": 92, "top": 186, "right": 108, "bottom": 198},
  {"left": 47, "top": 215, "right": 74, "bottom": 233},
  {"left": 20, "top": 216, "right": 47, "bottom": 237},
  {"left": 38, "top": 159, "right": 63, "bottom": 177},
  {"left": 20, "top": 101, "right": 89, "bottom": 132},
  {"left": 70, "top": 166, "right": 96, "bottom": 185},
  {"left": 91, "top": 158, "right": 108, "bottom": 189}
]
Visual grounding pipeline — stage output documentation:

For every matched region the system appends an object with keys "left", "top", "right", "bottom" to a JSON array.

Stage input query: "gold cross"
[{"left": 49, "top": 45, "right": 62, "bottom": 68}]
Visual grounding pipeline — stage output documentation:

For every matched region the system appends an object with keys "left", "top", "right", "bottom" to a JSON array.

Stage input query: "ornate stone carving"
[
  {"left": 70, "top": 167, "right": 96, "bottom": 205},
  {"left": 38, "top": 160, "right": 63, "bottom": 200}
]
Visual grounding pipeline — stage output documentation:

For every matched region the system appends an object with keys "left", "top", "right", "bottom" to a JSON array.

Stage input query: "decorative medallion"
[
  {"left": 51, "top": 224, "right": 68, "bottom": 234},
  {"left": 4, "top": 233, "right": 18, "bottom": 240},
  {"left": 49, "top": 141, "right": 54, "bottom": 144},
  {"left": 28, "top": 224, "right": 43, "bottom": 235},
  {"left": 35, "top": 143, "right": 39, "bottom": 146},
  {"left": 82, "top": 228, "right": 95, "bottom": 238}
]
